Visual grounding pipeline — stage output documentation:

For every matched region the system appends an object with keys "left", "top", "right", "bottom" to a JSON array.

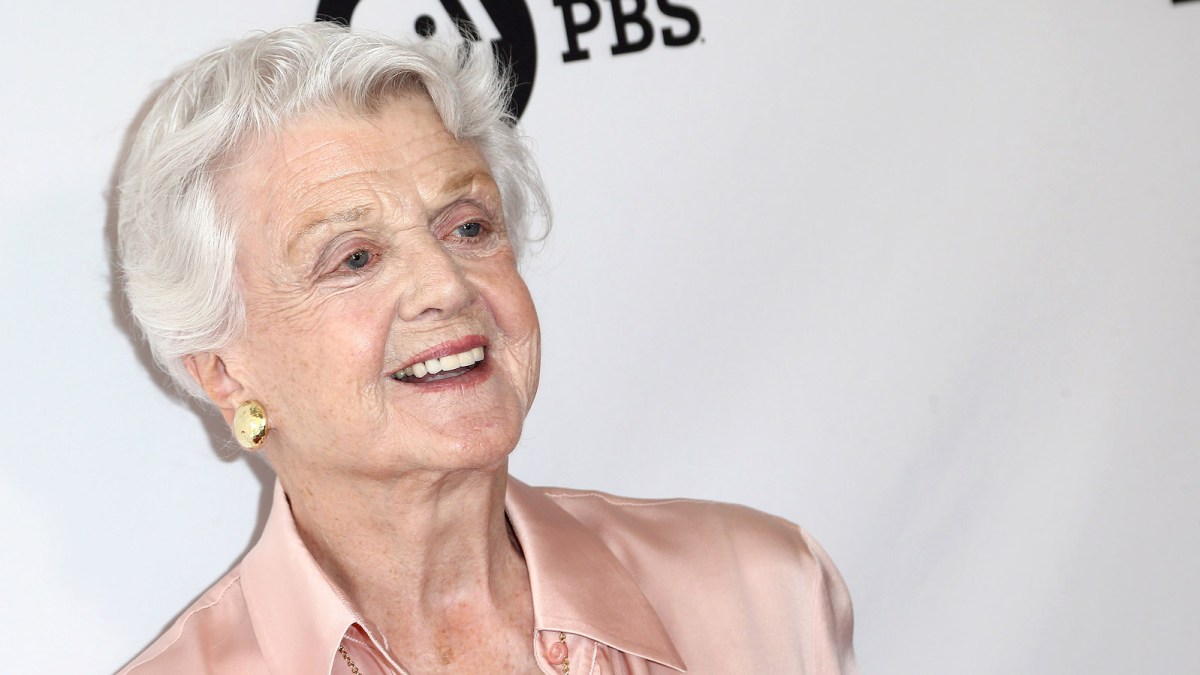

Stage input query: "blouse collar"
[{"left": 239, "top": 477, "right": 685, "bottom": 674}]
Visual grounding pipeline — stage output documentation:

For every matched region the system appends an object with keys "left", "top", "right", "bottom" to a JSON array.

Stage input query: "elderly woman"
[{"left": 116, "top": 22, "right": 855, "bottom": 675}]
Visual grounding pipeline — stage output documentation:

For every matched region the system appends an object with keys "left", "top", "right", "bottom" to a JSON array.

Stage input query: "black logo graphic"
[
  {"left": 553, "top": 0, "right": 701, "bottom": 62},
  {"left": 316, "top": 0, "right": 538, "bottom": 120}
]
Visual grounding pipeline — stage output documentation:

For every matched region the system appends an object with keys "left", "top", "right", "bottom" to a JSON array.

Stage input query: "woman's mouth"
[{"left": 391, "top": 346, "right": 485, "bottom": 383}]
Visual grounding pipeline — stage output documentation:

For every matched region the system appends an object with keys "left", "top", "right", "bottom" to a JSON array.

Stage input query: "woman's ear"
[{"left": 184, "top": 353, "right": 247, "bottom": 425}]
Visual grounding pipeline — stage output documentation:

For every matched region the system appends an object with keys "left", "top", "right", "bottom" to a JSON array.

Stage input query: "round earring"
[{"left": 233, "top": 400, "right": 269, "bottom": 450}]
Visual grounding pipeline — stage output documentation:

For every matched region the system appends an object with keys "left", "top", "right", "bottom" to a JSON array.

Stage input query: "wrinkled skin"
[
  {"left": 186, "top": 92, "right": 545, "bottom": 673},
  {"left": 191, "top": 93, "right": 541, "bottom": 482}
]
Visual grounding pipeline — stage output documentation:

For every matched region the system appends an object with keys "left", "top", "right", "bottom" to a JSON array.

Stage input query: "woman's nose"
[{"left": 395, "top": 236, "right": 475, "bottom": 322}]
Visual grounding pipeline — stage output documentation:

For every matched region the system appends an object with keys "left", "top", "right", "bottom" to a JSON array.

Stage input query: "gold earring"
[{"left": 233, "top": 400, "right": 269, "bottom": 450}]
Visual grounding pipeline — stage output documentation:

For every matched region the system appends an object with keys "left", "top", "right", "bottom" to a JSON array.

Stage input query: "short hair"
[{"left": 117, "top": 22, "right": 549, "bottom": 400}]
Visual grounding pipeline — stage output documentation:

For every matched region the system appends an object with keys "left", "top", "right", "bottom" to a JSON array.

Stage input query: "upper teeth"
[{"left": 395, "top": 346, "right": 485, "bottom": 380}]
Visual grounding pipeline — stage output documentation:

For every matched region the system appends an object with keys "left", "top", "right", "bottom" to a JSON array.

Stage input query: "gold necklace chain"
[
  {"left": 338, "top": 645, "right": 361, "bottom": 673},
  {"left": 337, "top": 633, "right": 570, "bottom": 674}
]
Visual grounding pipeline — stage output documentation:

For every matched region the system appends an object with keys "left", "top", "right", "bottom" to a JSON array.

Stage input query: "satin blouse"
[{"left": 119, "top": 477, "right": 857, "bottom": 674}]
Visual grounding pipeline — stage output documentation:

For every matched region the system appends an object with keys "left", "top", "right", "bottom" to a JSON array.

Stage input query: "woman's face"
[{"left": 214, "top": 94, "right": 540, "bottom": 481}]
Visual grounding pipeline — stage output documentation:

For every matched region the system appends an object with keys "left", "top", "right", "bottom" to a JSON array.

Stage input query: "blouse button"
[{"left": 547, "top": 637, "right": 569, "bottom": 665}]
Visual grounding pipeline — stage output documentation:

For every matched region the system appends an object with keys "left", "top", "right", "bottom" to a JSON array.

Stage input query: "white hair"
[{"left": 118, "top": 22, "right": 549, "bottom": 400}]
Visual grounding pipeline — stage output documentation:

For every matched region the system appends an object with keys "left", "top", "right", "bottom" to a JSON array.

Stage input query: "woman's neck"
[{"left": 279, "top": 463, "right": 535, "bottom": 665}]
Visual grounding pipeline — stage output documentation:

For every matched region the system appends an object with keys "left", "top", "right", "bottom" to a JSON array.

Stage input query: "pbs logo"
[
  {"left": 315, "top": 0, "right": 537, "bottom": 119},
  {"left": 315, "top": 1, "right": 704, "bottom": 120}
]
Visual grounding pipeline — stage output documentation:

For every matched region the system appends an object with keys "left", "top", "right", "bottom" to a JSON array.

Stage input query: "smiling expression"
[{"left": 215, "top": 93, "right": 540, "bottom": 480}]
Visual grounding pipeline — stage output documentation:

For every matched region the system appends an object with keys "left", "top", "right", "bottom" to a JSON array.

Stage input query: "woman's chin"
[
  {"left": 434, "top": 419, "right": 525, "bottom": 471},
  {"left": 372, "top": 409, "right": 525, "bottom": 475}
]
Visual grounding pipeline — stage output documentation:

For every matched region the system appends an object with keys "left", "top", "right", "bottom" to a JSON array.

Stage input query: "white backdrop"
[{"left": 2, "top": 1, "right": 1198, "bottom": 673}]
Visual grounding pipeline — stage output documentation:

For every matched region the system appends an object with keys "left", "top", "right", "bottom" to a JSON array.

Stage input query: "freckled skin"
[
  {"left": 202, "top": 95, "right": 545, "bottom": 673},
  {"left": 219, "top": 96, "right": 541, "bottom": 481}
]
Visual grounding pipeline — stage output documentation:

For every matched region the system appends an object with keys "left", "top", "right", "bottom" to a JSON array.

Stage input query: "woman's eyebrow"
[
  {"left": 440, "top": 168, "right": 499, "bottom": 200},
  {"left": 432, "top": 170, "right": 501, "bottom": 214},
  {"left": 287, "top": 205, "right": 372, "bottom": 255}
]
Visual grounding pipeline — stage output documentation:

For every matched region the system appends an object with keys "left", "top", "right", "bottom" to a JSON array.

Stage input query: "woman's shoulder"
[
  {"left": 537, "top": 485, "right": 815, "bottom": 557},
  {"left": 117, "top": 568, "right": 267, "bottom": 674},
  {"left": 530, "top": 484, "right": 849, "bottom": 594},
  {"left": 527, "top": 484, "right": 858, "bottom": 672}
]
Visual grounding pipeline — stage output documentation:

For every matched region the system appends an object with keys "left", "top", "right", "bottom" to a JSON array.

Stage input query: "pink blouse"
[{"left": 120, "top": 478, "right": 857, "bottom": 674}]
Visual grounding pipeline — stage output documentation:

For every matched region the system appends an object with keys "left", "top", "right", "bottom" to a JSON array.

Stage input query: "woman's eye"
[
  {"left": 454, "top": 221, "right": 483, "bottom": 238},
  {"left": 343, "top": 250, "right": 372, "bottom": 270}
]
